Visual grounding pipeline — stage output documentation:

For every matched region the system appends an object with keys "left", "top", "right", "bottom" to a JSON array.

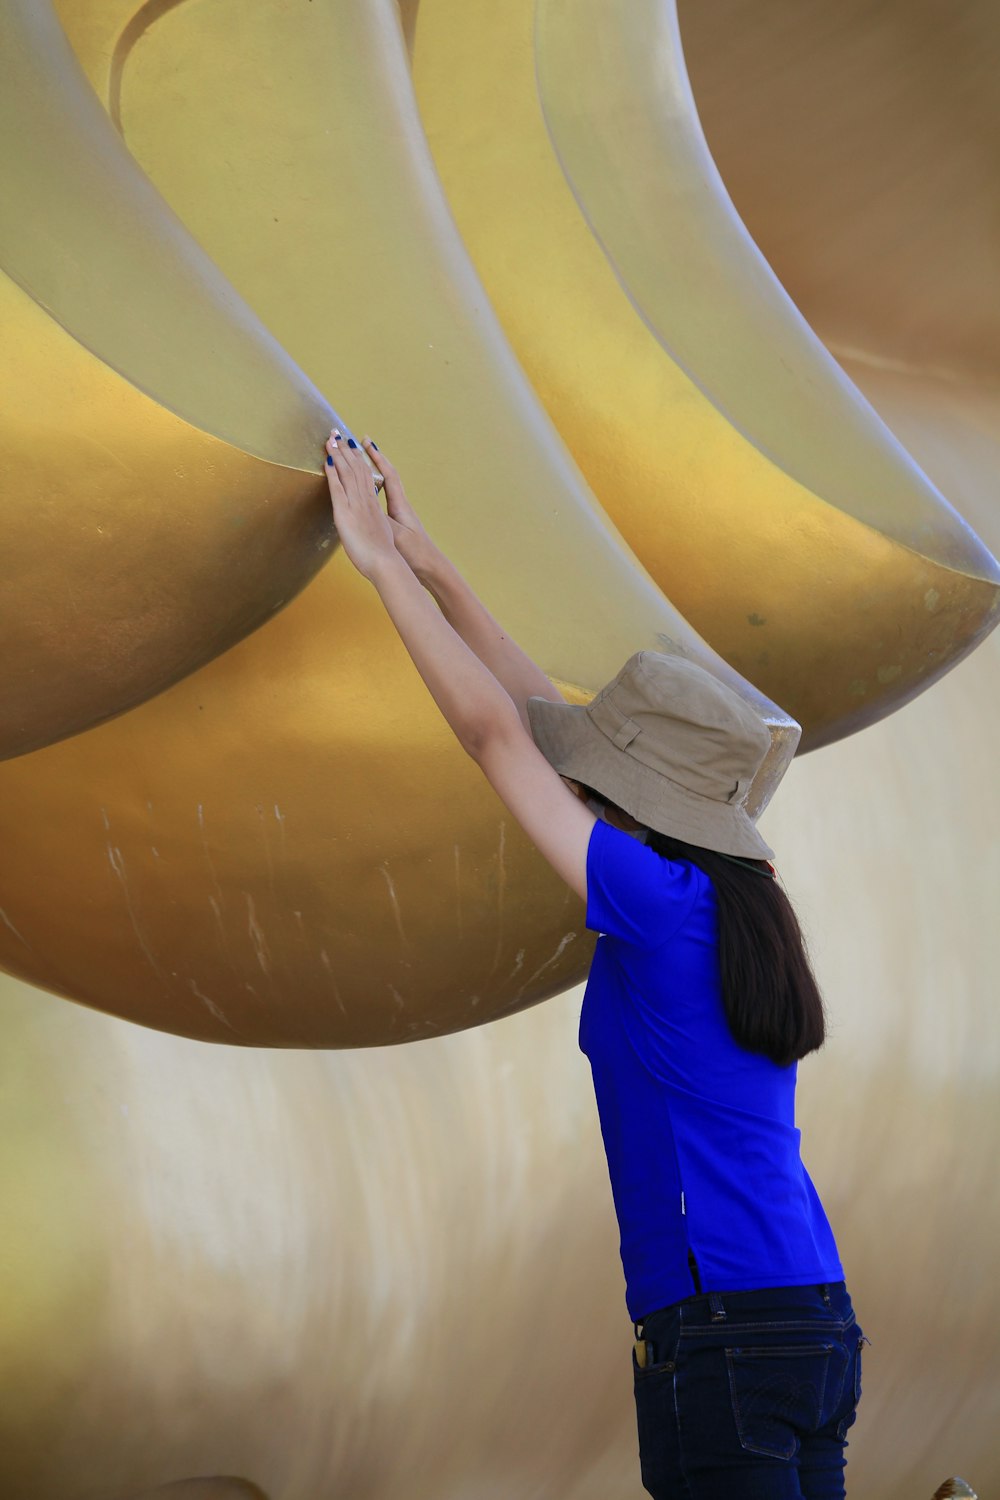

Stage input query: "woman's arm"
[
  {"left": 360, "top": 435, "right": 565, "bottom": 731},
  {"left": 324, "top": 432, "right": 595, "bottom": 901}
]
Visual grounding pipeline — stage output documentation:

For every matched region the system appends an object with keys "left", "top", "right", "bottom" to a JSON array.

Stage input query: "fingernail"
[
  {"left": 371, "top": 440, "right": 379, "bottom": 450},
  {"left": 347, "top": 437, "right": 357, "bottom": 448},
  {"left": 326, "top": 455, "right": 333, "bottom": 466}
]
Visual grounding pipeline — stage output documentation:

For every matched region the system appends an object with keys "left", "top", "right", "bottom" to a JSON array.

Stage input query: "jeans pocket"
[
  {"left": 633, "top": 1343, "right": 677, "bottom": 1379},
  {"left": 633, "top": 1308, "right": 681, "bottom": 1381},
  {"left": 726, "top": 1342, "right": 836, "bottom": 1459},
  {"left": 633, "top": 1350, "right": 680, "bottom": 1499}
]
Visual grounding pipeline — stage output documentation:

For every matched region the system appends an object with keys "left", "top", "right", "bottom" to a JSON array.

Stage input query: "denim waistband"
[{"left": 635, "top": 1281, "right": 849, "bottom": 1337}]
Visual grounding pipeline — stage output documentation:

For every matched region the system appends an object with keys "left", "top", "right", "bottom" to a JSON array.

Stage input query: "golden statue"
[{"left": 0, "top": 0, "right": 997, "bottom": 1495}]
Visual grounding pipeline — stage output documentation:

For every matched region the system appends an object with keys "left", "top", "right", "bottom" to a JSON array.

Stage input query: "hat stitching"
[
  {"left": 610, "top": 718, "right": 641, "bottom": 751},
  {"left": 568, "top": 732, "right": 757, "bottom": 815}
]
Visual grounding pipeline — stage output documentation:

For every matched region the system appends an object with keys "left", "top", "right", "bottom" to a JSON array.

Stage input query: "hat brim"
[{"left": 527, "top": 696, "right": 774, "bottom": 861}]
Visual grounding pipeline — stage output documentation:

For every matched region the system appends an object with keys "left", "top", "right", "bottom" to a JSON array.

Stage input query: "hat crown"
[
  {"left": 586, "top": 652, "right": 771, "bottom": 807},
  {"left": 525, "top": 651, "right": 777, "bottom": 858}
]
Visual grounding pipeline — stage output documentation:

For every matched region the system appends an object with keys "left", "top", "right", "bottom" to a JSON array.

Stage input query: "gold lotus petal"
[
  {"left": 676, "top": 0, "right": 1000, "bottom": 566},
  {"left": 409, "top": 0, "right": 1000, "bottom": 748},
  {"left": 0, "top": 0, "right": 345, "bottom": 758}
]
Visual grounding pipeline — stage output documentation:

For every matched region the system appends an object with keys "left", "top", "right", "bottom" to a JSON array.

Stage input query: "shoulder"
[{"left": 586, "top": 821, "right": 710, "bottom": 948}]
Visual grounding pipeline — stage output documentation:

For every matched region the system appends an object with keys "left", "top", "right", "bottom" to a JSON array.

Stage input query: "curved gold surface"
[
  {"left": 0, "top": 0, "right": 989, "bottom": 1037},
  {"left": 131, "top": 1485, "right": 269, "bottom": 1500},
  {"left": 0, "top": 0, "right": 797, "bottom": 1045},
  {"left": 0, "top": 1, "right": 998, "bottom": 1496},
  {"left": 409, "top": 0, "right": 1000, "bottom": 747},
  {"left": 674, "top": 0, "right": 1000, "bottom": 596},
  {"left": 0, "top": 0, "right": 340, "bottom": 758}
]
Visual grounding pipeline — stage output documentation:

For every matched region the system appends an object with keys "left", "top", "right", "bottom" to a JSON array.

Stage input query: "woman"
[{"left": 322, "top": 428, "right": 866, "bottom": 1498}]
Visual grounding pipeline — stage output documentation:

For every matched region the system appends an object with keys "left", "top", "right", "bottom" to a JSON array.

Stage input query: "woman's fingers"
[
  {"left": 324, "top": 446, "right": 346, "bottom": 494},
  {"left": 362, "top": 434, "right": 392, "bottom": 472},
  {"left": 327, "top": 429, "right": 364, "bottom": 490},
  {"left": 343, "top": 434, "right": 381, "bottom": 497},
  {"left": 361, "top": 437, "right": 421, "bottom": 528},
  {"left": 324, "top": 436, "right": 357, "bottom": 518},
  {"left": 326, "top": 430, "right": 383, "bottom": 510},
  {"left": 324, "top": 435, "right": 345, "bottom": 484},
  {"left": 362, "top": 435, "right": 398, "bottom": 489}
]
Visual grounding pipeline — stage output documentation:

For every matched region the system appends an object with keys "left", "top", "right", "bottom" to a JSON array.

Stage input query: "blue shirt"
[{"left": 582, "top": 819, "right": 844, "bottom": 1322}]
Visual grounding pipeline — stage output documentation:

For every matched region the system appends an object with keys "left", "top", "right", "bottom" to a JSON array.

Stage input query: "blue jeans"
[{"left": 632, "top": 1282, "right": 866, "bottom": 1499}]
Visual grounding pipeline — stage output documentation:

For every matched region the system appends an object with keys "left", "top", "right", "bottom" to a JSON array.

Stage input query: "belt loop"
[
  {"left": 820, "top": 1283, "right": 831, "bottom": 1307},
  {"left": 709, "top": 1292, "right": 726, "bottom": 1323}
]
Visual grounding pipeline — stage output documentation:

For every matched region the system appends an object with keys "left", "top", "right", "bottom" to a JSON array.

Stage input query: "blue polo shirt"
[{"left": 582, "top": 818, "right": 843, "bottom": 1322}]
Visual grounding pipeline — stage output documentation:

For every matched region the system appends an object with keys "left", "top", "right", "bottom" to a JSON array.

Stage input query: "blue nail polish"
[
  {"left": 326, "top": 455, "right": 333, "bottom": 466},
  {"left": 347, "top": 437, "right": 357, "bottom": 448},
  {"left": 371, "top": 441, "right": 379, "bottom": 451}
]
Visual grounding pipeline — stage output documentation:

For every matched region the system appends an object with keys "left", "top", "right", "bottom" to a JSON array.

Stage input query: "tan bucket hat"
[{"left": 527, "top": 652, "right": 775, "bottom": 860}]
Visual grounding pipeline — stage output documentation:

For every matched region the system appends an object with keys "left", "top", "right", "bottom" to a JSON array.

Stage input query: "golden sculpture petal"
[
  {"left": 0, "top": 0, "right": 797, "bottom": 1045},
  {"left": 408, "top": 0, "right": 1000, "bottom": 748},
  {"left": 0, "top": 0, "right": 339, "bottom": 758},
  {"left": 674, "top": 0, "right": 1000, "bottom": 576}
]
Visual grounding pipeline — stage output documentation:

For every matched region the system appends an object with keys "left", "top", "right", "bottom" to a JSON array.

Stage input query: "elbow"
[
  {"left": 461, "top": 702, "right": 522, "bottom": 764},
  {"left": 460, "top": 718, "right": 498, "bottom": 763}
]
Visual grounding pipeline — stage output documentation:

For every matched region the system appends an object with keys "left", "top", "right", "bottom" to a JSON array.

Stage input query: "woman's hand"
[
  {"left": 360, "top": 435, "right": 440, "bottom": 581},
  {"left": 323, "top": 430, "right": 397, "bottom": 581}
]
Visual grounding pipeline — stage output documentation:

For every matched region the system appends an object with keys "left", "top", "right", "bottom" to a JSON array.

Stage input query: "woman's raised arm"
[
  {"left": 323, "top": 430, "right": 595, "bottom": 902},
  {"left": 360, "top": 435, "right": 566, "bottom": 732}
]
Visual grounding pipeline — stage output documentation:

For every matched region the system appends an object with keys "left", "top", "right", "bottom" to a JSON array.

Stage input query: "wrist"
[{"left": 367, "top": 547, "right": 412, "bottom": 592}]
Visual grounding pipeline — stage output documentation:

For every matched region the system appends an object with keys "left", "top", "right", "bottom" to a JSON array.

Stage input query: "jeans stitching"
[
  {"left": 633, "top": 1355, "right": 676, "bottom": 1380},
  {"left": 679, "top": 1316, "right": 852, "bottom": 1338},
  {"left": 836, "top": 1330, "right": 865, "bottom": 1441},
  {"left": 726, "top": 1344, "right": 836, "bottom": 1357},
  {"left": 672, "top": 1359, "right": 694, "bottom": 1494}
]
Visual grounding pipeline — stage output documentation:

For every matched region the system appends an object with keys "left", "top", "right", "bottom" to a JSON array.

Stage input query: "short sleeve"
[{"left": 585, "top": 819, "right": 703, "bottom": 948}]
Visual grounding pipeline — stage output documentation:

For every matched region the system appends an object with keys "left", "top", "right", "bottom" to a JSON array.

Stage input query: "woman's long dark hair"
[{"left": 646, "top": 828, "right": 825, "bottom": 1067}]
